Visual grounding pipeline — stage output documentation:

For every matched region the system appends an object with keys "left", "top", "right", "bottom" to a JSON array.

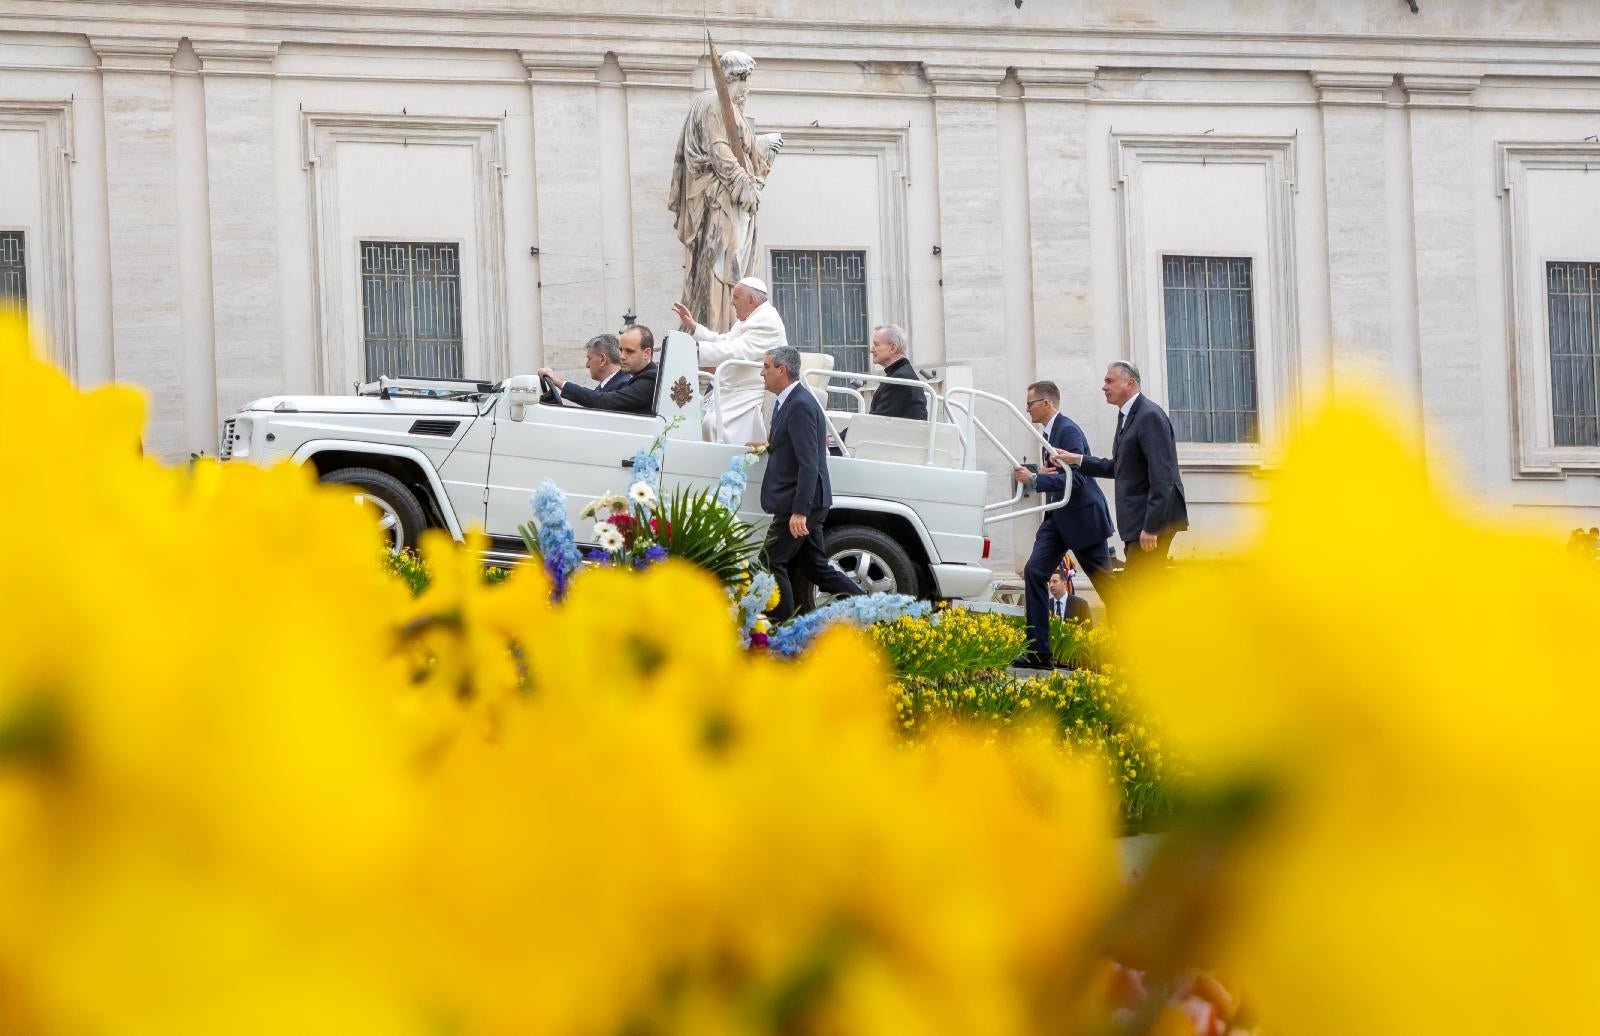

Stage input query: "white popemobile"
[{"left": 217, "top": 330, "right": 1064, "bottom": 604}]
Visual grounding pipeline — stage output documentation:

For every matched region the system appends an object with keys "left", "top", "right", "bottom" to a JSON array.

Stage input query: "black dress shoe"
[{"left": 1011, "top": 653, "right": 1055, "bottom": 671}]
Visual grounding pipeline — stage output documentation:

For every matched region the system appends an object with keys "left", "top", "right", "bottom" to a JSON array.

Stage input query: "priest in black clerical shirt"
[{"left": 866, "top": 323, "right": 928, "bottom": 421}]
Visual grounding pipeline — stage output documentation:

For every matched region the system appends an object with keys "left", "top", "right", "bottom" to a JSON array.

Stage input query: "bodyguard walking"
[
  {"left": 1055, "top": 361, "right": 1188, "bottom": 594},
  {"left": 757, "top": 346, "right": 865, "bottom": 621},
  {"left": 1011, "top": 380, "right": 1115, "bottom": 667}
]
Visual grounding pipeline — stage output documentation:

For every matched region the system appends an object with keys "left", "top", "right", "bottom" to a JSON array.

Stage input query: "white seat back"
[{"left": 845, "top": 413, "right": 963, "bottom": 468}]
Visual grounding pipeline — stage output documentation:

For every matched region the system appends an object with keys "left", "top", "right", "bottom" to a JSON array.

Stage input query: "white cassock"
[{"left": 693, "top": 300, "right": 789, "bottom": 444}]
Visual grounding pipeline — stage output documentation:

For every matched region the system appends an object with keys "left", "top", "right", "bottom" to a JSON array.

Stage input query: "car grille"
[{"left": 219, "top": 419, "right": 237, "bottom": 460}]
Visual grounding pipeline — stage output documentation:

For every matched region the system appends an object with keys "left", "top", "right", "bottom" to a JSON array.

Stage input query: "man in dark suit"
[
  {"left": 1046, "top": 568, "right": 1092, "bottom": 626},
  {"left": 757, "top": 345, "right": 865, "bottom": 621},
  {"left": 539, "top": 325, "right": 657, "bottom": 414},
  {"left": 1010, "top": 380, "right": 1115, "bottom": 667},
  {"left": 1055, "top": 361, "right": 1188, "bottom": 595},
  {"left": 866, "top": 323, "right": 927, "bottom": 421},
  {"left": 582, "top": 333, "right": 630, "bottom": 393}
]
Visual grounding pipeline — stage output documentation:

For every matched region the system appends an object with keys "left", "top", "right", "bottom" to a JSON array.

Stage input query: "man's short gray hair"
[
  {"left": 585, "top": 333, "right": 621, "bottom": 365},
  {"left": 768, "top": 345, "right": 802, "bottom": 380},
  {"left": 872, "top": 323, "right": 909, "bottom": 360},
  {"left": 719, "top": 50, "right": 756, "bottom": 82},
  {"left": 1109, "top": 360, "right": 1141, "bottom": 385}
]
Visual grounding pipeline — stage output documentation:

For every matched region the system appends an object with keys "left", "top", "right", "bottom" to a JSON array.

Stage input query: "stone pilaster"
[
  {"left": 91, "top": 34, "right": 186, "bottom": 458},
  {"left": 524, "top": 52, "right": 607, "bottom": 373},
  {"left": 1314, "top": 71, "right": 1401, "bottom": 391},
  {"left": 1016, "top": 67, "right": 1097, "bottom": 411},
  {"left": 195, "top": 39, "right": 283, "bottom": 421},
  {"left": 1403, "top": 74, "right": 1484, "bottom": 487},
  {"left": 925, "top": 63, "right": 1017, "bottom": 565},
  {"left": 617, "top": 53, "right": 701, "bottom": 332}
]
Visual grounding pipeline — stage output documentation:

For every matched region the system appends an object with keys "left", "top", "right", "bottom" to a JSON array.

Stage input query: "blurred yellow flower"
[{"left": 1124, "top": 395, "right": 1600, "bottom": 1035}]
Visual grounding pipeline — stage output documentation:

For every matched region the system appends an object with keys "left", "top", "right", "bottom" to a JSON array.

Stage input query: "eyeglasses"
[{"left": 1025, "top": 399, "right": 1045, "bottom": 410}]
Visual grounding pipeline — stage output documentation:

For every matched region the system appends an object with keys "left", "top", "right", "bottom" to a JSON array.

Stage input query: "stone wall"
[{"left": 1, "top": 0, "right": 1597, "bottom": 569}]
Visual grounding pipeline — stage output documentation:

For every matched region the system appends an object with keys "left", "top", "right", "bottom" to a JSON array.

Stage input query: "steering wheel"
[{"left": 539, "top": 374, "right": 562, "bottom": 406}]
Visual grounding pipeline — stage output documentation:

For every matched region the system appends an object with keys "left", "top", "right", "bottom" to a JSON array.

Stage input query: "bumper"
[{"left": 928, "top": 563, "right": 994, "bottom": 602}]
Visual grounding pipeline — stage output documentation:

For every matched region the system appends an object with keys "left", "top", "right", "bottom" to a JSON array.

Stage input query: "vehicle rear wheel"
[
  {"left": 820, "top": 524, "right": 918, "bottom": 604},
  {"left": 320, "top": 466, "right": 427, "bottom": 554}
]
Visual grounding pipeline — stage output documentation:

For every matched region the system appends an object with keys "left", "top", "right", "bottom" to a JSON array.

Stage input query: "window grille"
[
  {"left": 769, "top": 249, "right": 869, "bottom": 400},
  {"left": 359, "top": 241, "right": 464, "bottom": 380},
  {"left": 1546, "top": 261, "right": 1600, "bottom": 447},
  {"left": 0, "top": 231, "right": 25, "bottom": 309},
  {"left": 1161, "top": 255, "right": 1259, "bottom": 444}
]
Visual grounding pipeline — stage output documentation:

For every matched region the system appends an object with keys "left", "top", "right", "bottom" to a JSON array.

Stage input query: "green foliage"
[
  {"left": 655, "top": 485, "right": 764, "bottom": 585},
  {"left": 384, "top": 549, "right": 508, "bottom": 598},
  {"left": 893, "top": 667, "right": 1182, "bottom": 831},
  {"left": 868, "top": 608, "right": 1027, "bottom": 680}
]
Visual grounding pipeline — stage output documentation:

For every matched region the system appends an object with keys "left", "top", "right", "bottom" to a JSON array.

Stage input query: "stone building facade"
[{"left": 2, "top": 0, "right": 1598, "bottom": 567}]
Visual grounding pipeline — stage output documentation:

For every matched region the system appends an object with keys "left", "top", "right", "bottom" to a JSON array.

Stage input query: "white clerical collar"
[
  {"left": 775, "top": 381, "right": 800, "bottom": 407},
  {"left": 1120, "top": 392, "right": 1141, "bottom": 417}
]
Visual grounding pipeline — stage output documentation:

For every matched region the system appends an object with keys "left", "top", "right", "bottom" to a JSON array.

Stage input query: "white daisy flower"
[
  {"left": 592, "top": 522, "right": 625, "bottom": 552},
  {"left": 628, "top": 481, "right": 657, "bottom": 507}
]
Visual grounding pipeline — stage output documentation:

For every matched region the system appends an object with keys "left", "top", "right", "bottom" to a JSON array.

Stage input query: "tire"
[
  {"left": 821, "top": 524, "right": 920, "bottom": 603},
  {"left": 320, "top": 466, "right": 429, "bottom": 554}
]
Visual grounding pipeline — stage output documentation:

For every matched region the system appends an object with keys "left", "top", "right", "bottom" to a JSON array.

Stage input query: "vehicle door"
[{"left": 483, "top": 399, "right": 661, "bottom": 546}]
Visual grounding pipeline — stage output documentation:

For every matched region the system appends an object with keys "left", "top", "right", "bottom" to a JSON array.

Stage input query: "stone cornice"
[
  {"left": 1014, "top": 66, "right": 1096, "bottom": 102},
  {"left": 88, "top": 34, "right": 181, "bottom": 72},
  {"left": 520, "top": 51, "right": 603, "bottom": 83},
  {"left": 614, "top": 52, "right": 700, "bottom": 89},
  {"left": 1311, "top": 70, "right": 1394, "bottom": 106},
  {"left": 1402, "top": 73, "right": 1482, "bottom": 108},
  {"left": 191, "top": 38, "right": 281, "bottom": 74},
  {"left": 922, "top": 63, "right": 1007, "bottom": 100}
]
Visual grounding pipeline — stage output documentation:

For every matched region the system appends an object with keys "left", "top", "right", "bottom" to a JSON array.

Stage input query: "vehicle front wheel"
[
  {"left": 320, "top": 466, "right": 428, "bottom": 553},
  {"left": 821, "top": 525, "right": 919, "bottom": 603}
]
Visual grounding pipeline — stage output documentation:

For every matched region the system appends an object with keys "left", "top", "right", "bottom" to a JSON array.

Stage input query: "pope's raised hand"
[{"left": 672, "top": 301, "right": 696, "bottom": 332}]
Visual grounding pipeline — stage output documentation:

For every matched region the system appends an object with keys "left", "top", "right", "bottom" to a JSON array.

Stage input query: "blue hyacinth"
[
  {"left": 767, "top": 593, "right": 932, "bottom": 658},
  {"left": 630, "top": 449, "right": 661, "bottom": 492},
  {"left": 713, "top": 452, "right": 760, "bottom": 512},
  {"left": 531, "top": 480, "right": 583, "bottom": 597},
  {"left": 733, "top": 570, "right": 778, "bottom": 638}
]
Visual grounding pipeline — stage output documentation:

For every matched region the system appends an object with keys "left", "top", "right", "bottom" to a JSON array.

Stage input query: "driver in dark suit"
[
  {"left": 582, "top": 333, "right": 630, "bottom": 393},
  {"left": 539, "top": 325, "right": 657, "bottom": 414}
]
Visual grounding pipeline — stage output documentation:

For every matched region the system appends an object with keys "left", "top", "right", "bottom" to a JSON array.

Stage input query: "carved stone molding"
[
  {"left": 922, "top": 63, "right": 1007, "bottom": 101},
  {"left": 191, "top": 39, "right": 281, "bottom": 75},
  {"left": 1402, "top": 74, "right": 1482, "bottom": 109},
  {"left": 1311, "top": 70, "right": 1394, "bottom": 107},
  {"left": 521, "top": 52, "right": 604, "bottom": 85},
  {"left": 614, "top": 52, "right": 700, "bottom": 89},
  {"left": 760, "top": 124, "right": 913, "bottom": 333},
  {"left": 1497, "top": 141, "right": 1600, "bottom": 478},
  {"left": 301, "top": 112, "right": 511, "bottom": 391},
  {"left": 0, "top": 100, "right": 77, "bottom": 377},
  {"left": 1111, "top": 134, "right": 1301, "bottom": 470},
  {"left": 1015, "top": 66, "right": 1096, "bottom": 103},
  {"left": 88, "top": 35, "right": 180, "bottom": 73}
]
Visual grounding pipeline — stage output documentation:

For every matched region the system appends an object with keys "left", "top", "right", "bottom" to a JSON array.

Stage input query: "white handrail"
[
  {"left": 709, "top": 358, "right": 844, "bottom": 453},
  {"left": 941, "top": 386, "right": 1071, "bottom": 526},
  {"left": 800, "top": 367, "right": 943, "bottom": 465}
]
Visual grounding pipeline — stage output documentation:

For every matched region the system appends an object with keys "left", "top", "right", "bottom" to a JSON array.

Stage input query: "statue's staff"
[{"left": 705, "top": 32, "right": 753, "bottom": 178}]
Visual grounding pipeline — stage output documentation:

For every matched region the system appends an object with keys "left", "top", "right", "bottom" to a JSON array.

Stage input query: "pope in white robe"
[{"left": 674, "top": 276, "right": 789, "bottom": 444}]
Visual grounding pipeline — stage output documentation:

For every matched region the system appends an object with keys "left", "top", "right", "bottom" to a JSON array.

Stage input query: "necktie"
[{"left": 1114, "top": 409, "right": 1126, "bottom": 444}]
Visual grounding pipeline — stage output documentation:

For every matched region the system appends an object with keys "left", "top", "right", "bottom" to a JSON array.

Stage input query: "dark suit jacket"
[
  {"left": 760, "top": 385, "right": 833, "bottom": 517},
  {"left": 868, "top": 357, "right": 928, "bottom": 421},
  {"left": 1032, "top": 412, "right": 1115, "bottom": 549},
  {"left": 561, "top": 362, "right": 656, "bottom": 414},
  {"left": 594, "top": 371, "right": 631, "bottom": 393},
  {"left": 1078, "top": 394, "right": 1189, "bottom": 543}
]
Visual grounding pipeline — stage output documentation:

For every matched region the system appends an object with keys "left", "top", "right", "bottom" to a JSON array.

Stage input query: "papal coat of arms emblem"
[{"left": 670, "top": 375, "right": 694, "bottom": 408}]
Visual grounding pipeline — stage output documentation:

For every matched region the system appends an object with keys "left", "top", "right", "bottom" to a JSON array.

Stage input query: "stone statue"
[{"left": 668, "top": 50, "right": 784, "bottom": 333}]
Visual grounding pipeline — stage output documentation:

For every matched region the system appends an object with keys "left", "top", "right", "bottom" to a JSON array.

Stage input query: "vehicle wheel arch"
[{"left": 295, "top": 443, "right": 460, "bottom": 538}]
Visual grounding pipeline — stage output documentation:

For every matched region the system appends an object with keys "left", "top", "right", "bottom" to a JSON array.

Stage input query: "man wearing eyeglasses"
[{"left": 1010, "top": 380, "right": 1115, "bottom": 667}]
